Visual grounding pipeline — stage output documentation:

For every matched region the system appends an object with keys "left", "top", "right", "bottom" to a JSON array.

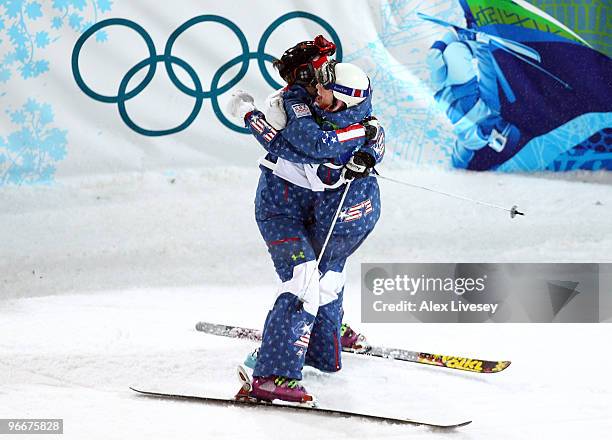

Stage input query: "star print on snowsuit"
[{"left": 244, "top": 85, "right": 384, "bottom": 380}]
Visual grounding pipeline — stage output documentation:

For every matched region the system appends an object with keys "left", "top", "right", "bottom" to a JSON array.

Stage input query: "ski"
[
  {"left": 195, "top": 321, "right": 510, "bottom": 373},
  {"left": 129, "top": 385, "right": 472, "bottom": 429}
]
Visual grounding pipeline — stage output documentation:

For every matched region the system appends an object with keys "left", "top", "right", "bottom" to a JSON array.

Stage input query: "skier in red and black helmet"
[{"left": 227, "top": 36, "right": 384, "bottom": 403}]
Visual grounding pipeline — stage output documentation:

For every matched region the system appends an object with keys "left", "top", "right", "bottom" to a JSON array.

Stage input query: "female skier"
[{"left": 227, "top": 39, "right": 385, "bottom": 403}]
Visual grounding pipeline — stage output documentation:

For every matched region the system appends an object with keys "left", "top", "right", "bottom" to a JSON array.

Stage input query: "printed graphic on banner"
[
  {"left": 4, "top": 0, "right": 609, "bottom": 187},
  {"left": 72, "top": 12, "right": 342, "bottom": 136},
  {"left": 1, "top": 99, "right": 68, "bottom": 185},
  {"left": 361, "top": 263, "right": 605, "bottom": 323},
  {"left": 421, "top": 0, "right": 612, "bottom": 171},
  {"left": 0, "top": 0, "right": 115, "bottom": 83},
  {"left": 344, "top": 1, "right": 466, "bottom": 165},
  {"left": 527, "top": 0, "right": 611, "bottom": 58},
  {"left": 0, "top": 1, "right": 116, "bottom": 185}
]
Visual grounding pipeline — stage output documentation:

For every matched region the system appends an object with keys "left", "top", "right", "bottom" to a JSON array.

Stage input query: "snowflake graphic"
[
  {"left": 0, "top": 0, "right": 115, "bottom": 83},
  {"left": 0, "top": 0, "right": 117, "bottom": 185},
  {"left": 344, "top": 0, "right": 464, "bottom": 166},
  {"left": 1, "top": 98, "right": 67, "bottom": 184}
]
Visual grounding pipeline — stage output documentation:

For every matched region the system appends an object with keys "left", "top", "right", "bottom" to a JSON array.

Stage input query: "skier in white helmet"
[{"left": 227, "top": 39, "right": 385, "bottom": 403}]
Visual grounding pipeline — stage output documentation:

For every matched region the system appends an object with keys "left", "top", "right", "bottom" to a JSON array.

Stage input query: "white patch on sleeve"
[{"left": 291, "top": 103, "right": 312, "bottom": 118}]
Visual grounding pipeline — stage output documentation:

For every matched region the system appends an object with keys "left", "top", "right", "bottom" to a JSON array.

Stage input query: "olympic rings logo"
[{"left": 71, "top": 12, "right": 342, "bottom": 136}]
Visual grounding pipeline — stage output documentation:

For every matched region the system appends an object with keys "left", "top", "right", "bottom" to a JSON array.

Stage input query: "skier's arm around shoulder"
[
  {"left": 243, "top": 108, "right": 329, "bottom": 164},
  {"left": 237, "top": 87, "right": 349, "bottom": 164},
  {"left": 280, "top": 86, "right": 367, "bottom": 161}
]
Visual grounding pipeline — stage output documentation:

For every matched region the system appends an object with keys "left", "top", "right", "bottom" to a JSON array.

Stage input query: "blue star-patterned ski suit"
[{"left": 244, "top": 85, "right": 385, "bottom": 380}]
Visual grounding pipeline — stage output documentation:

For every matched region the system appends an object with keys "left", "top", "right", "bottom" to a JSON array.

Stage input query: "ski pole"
[
  {"left": 375, "top": 173, "right": 525, "bottom": 219},
  {"left": 300, "top": 178, "right": 353, "bottom": 302}
]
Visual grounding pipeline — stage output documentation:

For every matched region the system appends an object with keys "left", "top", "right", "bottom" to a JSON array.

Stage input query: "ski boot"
[
  {"left": 235, "top": 365, "right": 315, "bottom": 405},
  {"left": 341, "top": 323, "right": 369, "bottom": 353}
]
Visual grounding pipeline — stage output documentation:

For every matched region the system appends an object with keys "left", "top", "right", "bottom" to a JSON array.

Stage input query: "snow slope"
[{"left": 1, "top": 166, "right": 612, "bottom": 439}]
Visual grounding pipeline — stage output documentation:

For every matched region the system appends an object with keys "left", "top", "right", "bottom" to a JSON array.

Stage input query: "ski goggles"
[{"left": 289, "top": 62, "right": 317, "bottom": 86}]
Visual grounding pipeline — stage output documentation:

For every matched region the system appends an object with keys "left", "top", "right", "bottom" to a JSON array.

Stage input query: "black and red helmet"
[{"left": 274, "top": 35, "right": 336, "bottom": 86}]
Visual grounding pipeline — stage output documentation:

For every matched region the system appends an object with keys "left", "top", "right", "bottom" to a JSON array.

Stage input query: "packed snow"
[{"left": 1, "top": 166, "right": 611, "bottom": 439}]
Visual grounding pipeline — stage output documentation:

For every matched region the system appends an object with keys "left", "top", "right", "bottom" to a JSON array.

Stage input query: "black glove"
[
  {"left": 361, "top": 116, "right": 381, "bottom": 141},
  {"left": 342, "top": 151, "right": 376, "bottom": 181}
]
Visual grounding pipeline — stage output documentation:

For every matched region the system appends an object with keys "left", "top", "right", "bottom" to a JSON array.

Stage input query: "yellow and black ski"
[{"left": 195, "top": 321, "right": 511, "bottom": 374}]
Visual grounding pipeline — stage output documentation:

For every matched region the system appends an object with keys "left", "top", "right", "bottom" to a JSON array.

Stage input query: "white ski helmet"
[{"left": 323, "top": 62, "right": 370, "bottom": 108}]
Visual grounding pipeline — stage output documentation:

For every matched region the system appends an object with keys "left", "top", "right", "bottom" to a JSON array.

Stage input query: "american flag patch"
[
  {"left": 335, "top": 124, "right": 366, "bottom": 143},
  {"left": 249, "top": 115, "right": 278, "bottom": 142},
  {"left": 338, "top": 198, "right": 373, "bottom": 222}
]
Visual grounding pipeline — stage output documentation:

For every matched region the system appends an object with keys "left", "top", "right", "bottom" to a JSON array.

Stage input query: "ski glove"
[
  {"left": 362, "top": 116, "right": 381, "bottom": 142},
  {"left": 227, "top": 89, "right": 256, "bottom": 120},
  {"left": 342, "top": 151, "right": 376, "bottom": 181},
  {"left": 263, "top": 88, "right": 288, "bottom": 130}
]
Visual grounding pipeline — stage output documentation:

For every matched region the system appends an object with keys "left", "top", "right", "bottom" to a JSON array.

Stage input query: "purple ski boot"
[
  {"left": 235, "top": 365, "right": 315, "bottom": 405},
  {"left": 340, "top": 323, "right": 369, "bottom": 352},
  {"left": 250, "top": 376, "right": 314, "bottom": 403}
]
